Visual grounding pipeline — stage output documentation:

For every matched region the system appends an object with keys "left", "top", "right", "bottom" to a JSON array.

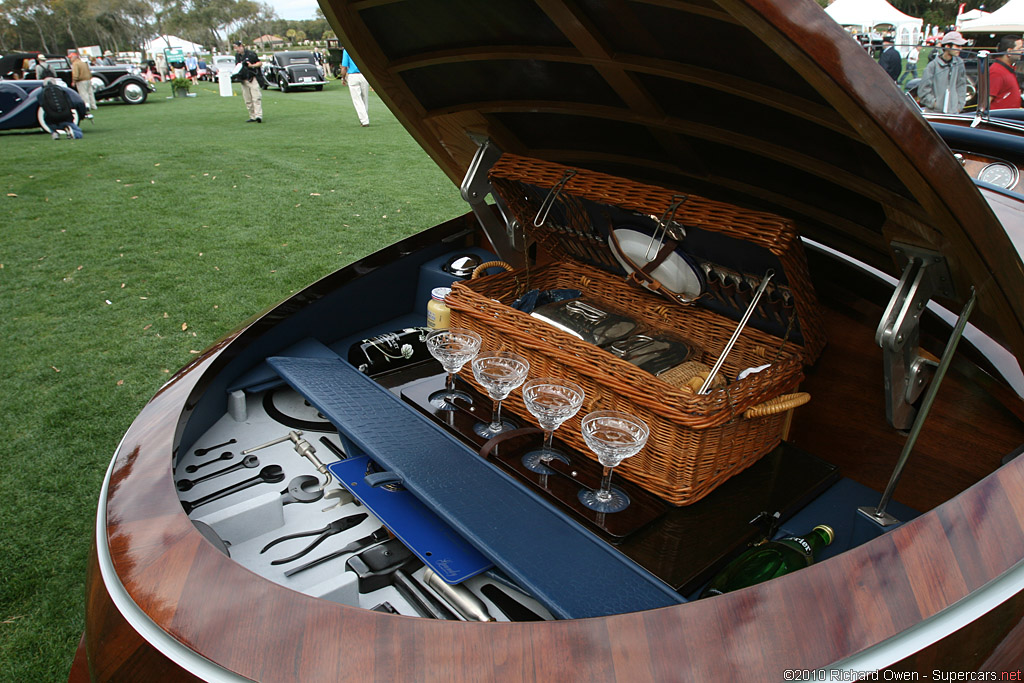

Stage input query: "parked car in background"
[
  {"left": 0, "top": 79, "right": 87, "bottom": 133},
  {"left": 40, "top": 54, "right": 154, "bottom": 104},
  {"left": 262, "top": 50, "right": 326, "bottom": 92}
]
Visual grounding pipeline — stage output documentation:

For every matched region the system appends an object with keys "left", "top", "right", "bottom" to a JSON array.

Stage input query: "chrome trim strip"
[{"left": 94, "top": 441, "right": 250, "bottom": 682}]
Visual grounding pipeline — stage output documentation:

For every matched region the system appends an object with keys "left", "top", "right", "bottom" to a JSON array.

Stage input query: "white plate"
[{"left": 609, "top": 228, "right": 704, "bottom": 300}]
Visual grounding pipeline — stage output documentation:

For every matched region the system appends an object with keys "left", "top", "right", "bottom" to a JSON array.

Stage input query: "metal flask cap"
[{"left": 443, "top": 253, "right": 482, "bottom": 277}]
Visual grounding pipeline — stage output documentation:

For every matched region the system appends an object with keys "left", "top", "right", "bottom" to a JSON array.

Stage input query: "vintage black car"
[
  {"left": 262, "top": 51, "right": 326, "bottom": 92},
  {"left": 40, "top": 54, "right": 154, "bottom": 105}
]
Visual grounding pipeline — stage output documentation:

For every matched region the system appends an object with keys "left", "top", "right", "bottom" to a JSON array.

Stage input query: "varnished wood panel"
[{"left": 78, "top": 301, "right": 1024, "bottom": 681}]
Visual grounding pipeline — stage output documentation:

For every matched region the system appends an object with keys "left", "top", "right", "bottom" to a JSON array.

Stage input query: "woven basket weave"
[
  {"left": 446, "top": 154, "right": 823, "bottom": 506},
  {"left": 447, "top": 261, "right": 804, "bottom": 505},
  {"left": 487, "top": 153, "right": 826, "bottom": 362}
]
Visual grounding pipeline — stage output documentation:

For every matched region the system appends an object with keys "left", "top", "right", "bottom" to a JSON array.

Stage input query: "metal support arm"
[
  {"left": 861, "top": 287, "right": 977, "bottom": 526},
  {"left": 875, "top": 242, "right": 955, "bottom": 430}
]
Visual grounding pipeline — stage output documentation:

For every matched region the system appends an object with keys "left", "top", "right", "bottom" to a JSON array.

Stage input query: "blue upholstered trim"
[{"left": 266, "top": 355, "right": 683, "bottom": 619}]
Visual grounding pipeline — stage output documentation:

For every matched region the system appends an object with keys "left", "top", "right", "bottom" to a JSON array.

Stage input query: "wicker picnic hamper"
[{"left": 445, "top": 154, "right": 824, "bottom": 505}]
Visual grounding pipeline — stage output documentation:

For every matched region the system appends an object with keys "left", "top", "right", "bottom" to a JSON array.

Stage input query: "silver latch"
[{"left": 875, "top": 242, "right": 955, "bottom": 430}]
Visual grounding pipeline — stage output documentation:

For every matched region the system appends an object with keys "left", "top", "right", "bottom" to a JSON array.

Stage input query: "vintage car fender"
[{"left": 94, "top": 73, "right": 154, "bottom": 104}]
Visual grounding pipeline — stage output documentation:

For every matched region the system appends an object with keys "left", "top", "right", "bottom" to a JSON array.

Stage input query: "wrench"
[
  {"left": 194, "top": 438, "right": 237, "bottom": 457},
  {"left": 182, "top": 465, "right": 285, "bottom": 514},
  {"left": 184, "top": 451, "right": 234, "bottom": 474},
  {"left": 279, "top": 475, "right": 325, "bottom": 506},
  {"left": 177, "top": 454, "right": 259, "bottom": 491}
]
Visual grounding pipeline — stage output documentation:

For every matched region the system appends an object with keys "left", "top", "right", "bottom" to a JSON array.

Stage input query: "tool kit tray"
[{"left": 445, "top": 154, "right": 825, "bottom": 506}]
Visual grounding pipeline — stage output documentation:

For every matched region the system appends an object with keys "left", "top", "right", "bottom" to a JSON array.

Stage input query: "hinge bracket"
[
  {"left": 459, "top": 136, "right": 525, "bottom": 269},
  {"left": 875, "top": 242, "right": 955, "bottom": 430}
]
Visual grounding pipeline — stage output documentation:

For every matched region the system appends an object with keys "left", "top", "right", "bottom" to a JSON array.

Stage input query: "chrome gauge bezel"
[{"left": 978, "top": 161, "right": 1019, "bottom": 190}]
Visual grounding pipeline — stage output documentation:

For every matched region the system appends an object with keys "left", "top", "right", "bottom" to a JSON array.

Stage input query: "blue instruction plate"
[{"left": 327, "top": 456, "right": 493, "bottom": 584}]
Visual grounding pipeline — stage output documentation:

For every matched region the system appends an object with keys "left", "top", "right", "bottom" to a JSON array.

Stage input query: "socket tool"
[
  {"left": 283, "top": 527, "right": 389, "bottom": 577},
  {"left": 181, "top": 465, "right": 285, "bottom": 514},
  {"left": 242, "top": 430, "right": 333, "bottom": 490},
  {"left": 260, "top": 512, "right": 369, "bottom": 564}
]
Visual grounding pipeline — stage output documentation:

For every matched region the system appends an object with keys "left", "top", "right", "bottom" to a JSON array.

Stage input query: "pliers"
[{"left": 260, "top": 512, "right": 368, "bottom": 565}]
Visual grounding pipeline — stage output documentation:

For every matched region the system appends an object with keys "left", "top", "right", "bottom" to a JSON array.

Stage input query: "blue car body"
[{"left": 0, "top": 79, "right": 88, "bottom": 133}]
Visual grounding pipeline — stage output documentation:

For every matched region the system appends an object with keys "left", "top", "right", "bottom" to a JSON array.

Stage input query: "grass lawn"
[{"left": 0, "top": 78, "right": 467, "bottom": 681}]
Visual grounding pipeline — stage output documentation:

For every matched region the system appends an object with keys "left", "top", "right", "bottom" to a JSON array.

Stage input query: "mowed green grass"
[{"left": 0, "top": 79, "right": 467, "bottom": 681}]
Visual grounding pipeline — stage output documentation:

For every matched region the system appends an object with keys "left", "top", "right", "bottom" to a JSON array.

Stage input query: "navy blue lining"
[{"left": 267, "top": 354, "right": 684, "bottom": 619}]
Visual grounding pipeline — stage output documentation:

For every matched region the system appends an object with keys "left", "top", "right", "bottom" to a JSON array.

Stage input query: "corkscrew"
[{"left": 242, "top": 430, "right": 333, "bottom": 490}]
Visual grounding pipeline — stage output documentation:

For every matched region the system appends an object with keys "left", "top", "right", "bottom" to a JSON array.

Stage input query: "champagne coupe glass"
[
  {"left": 521, "top": 378, "right": 585, "bottom": 473},
  {"left": 577, "top": 410, "right": 649, "bottom": 513},
  {"left": 426, "top": 328, "right": 482, "bottom": 410},
  {"left": 471, "top": 350, "right": 530, "bottom": 437}
]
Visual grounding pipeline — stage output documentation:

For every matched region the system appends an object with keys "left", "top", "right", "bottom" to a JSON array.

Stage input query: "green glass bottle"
[{"left": 700, "top": 525, "right": 834, "bottom": 598}]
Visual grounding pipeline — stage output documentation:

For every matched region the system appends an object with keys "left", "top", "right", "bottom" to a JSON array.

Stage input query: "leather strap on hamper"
[
  {"left": 266, "top": 355, "right": 684, "bottom": 619},
  {"left": 607, "top": 228, "right": 696, "bottom": 305}
]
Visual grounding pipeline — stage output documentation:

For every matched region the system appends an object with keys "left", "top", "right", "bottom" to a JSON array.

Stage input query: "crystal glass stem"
[
  {"left": 488, "top": 399, "right": 505, "bottom": 433},
  {"left": 445, "top": 371, "right": 456, "bottom": 397},
  {"left": 540, "top": 429, "right": 555, "bottom": 457},
  {"left": 595, "top": 466, "right": 615, "bottom": 502}
]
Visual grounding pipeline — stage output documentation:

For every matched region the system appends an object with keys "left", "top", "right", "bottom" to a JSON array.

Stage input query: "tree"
[{"left": 0, "top": 0, "right": 277, "bottom": 55}]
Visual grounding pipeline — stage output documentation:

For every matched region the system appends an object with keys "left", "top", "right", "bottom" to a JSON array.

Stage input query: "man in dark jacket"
[
  {"left": 39, "top": 78, "right": 83, "bottom": 139},
  {"left": 878, "top": 36, "right": 902, "bottom": 81},
  {"left": 233, "top": 40, "right": 263, "bottom": 123}
]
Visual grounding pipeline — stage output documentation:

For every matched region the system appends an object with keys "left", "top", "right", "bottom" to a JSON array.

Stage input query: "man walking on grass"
[
  {"left": 69, "top": 52, "right": 96, "bottom": 115},
  {"left": 233, "top": 40, "right": 263, "bottom": 123},
  {"left": 339, "top": 48, "right": 370, "bottom": 126}
]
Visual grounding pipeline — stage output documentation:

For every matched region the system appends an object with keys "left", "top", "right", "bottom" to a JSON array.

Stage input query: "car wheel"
[
  {"left": 121, "top": 82, "right": 147, "bottom": 104},
  {"left": 279, "top": 77, "right": 290, "bottom": 93},
  {"left": 315, "top": 85, "right": 323, "bottom": 91},
  {"left": 37, "top": 106, "right": 80, "bottom": 134}
]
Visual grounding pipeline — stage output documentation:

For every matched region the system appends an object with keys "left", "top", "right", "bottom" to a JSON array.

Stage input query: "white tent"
[
  {"left": 959, "top": 0, "right": 1024, "bottom": 33},
  {"left": 957, "top": 9, "right": 992, "bottom": 26},
  {"left": 825, "top": 0, "right": 923, "bottom": 54},
  {"left": 142, "top": 35, "right": 206, "bottom": 58}
]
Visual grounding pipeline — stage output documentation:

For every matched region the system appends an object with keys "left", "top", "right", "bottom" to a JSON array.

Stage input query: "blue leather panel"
[{"left": 266, "top": 355, "right": 683, "bottom": 619}]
